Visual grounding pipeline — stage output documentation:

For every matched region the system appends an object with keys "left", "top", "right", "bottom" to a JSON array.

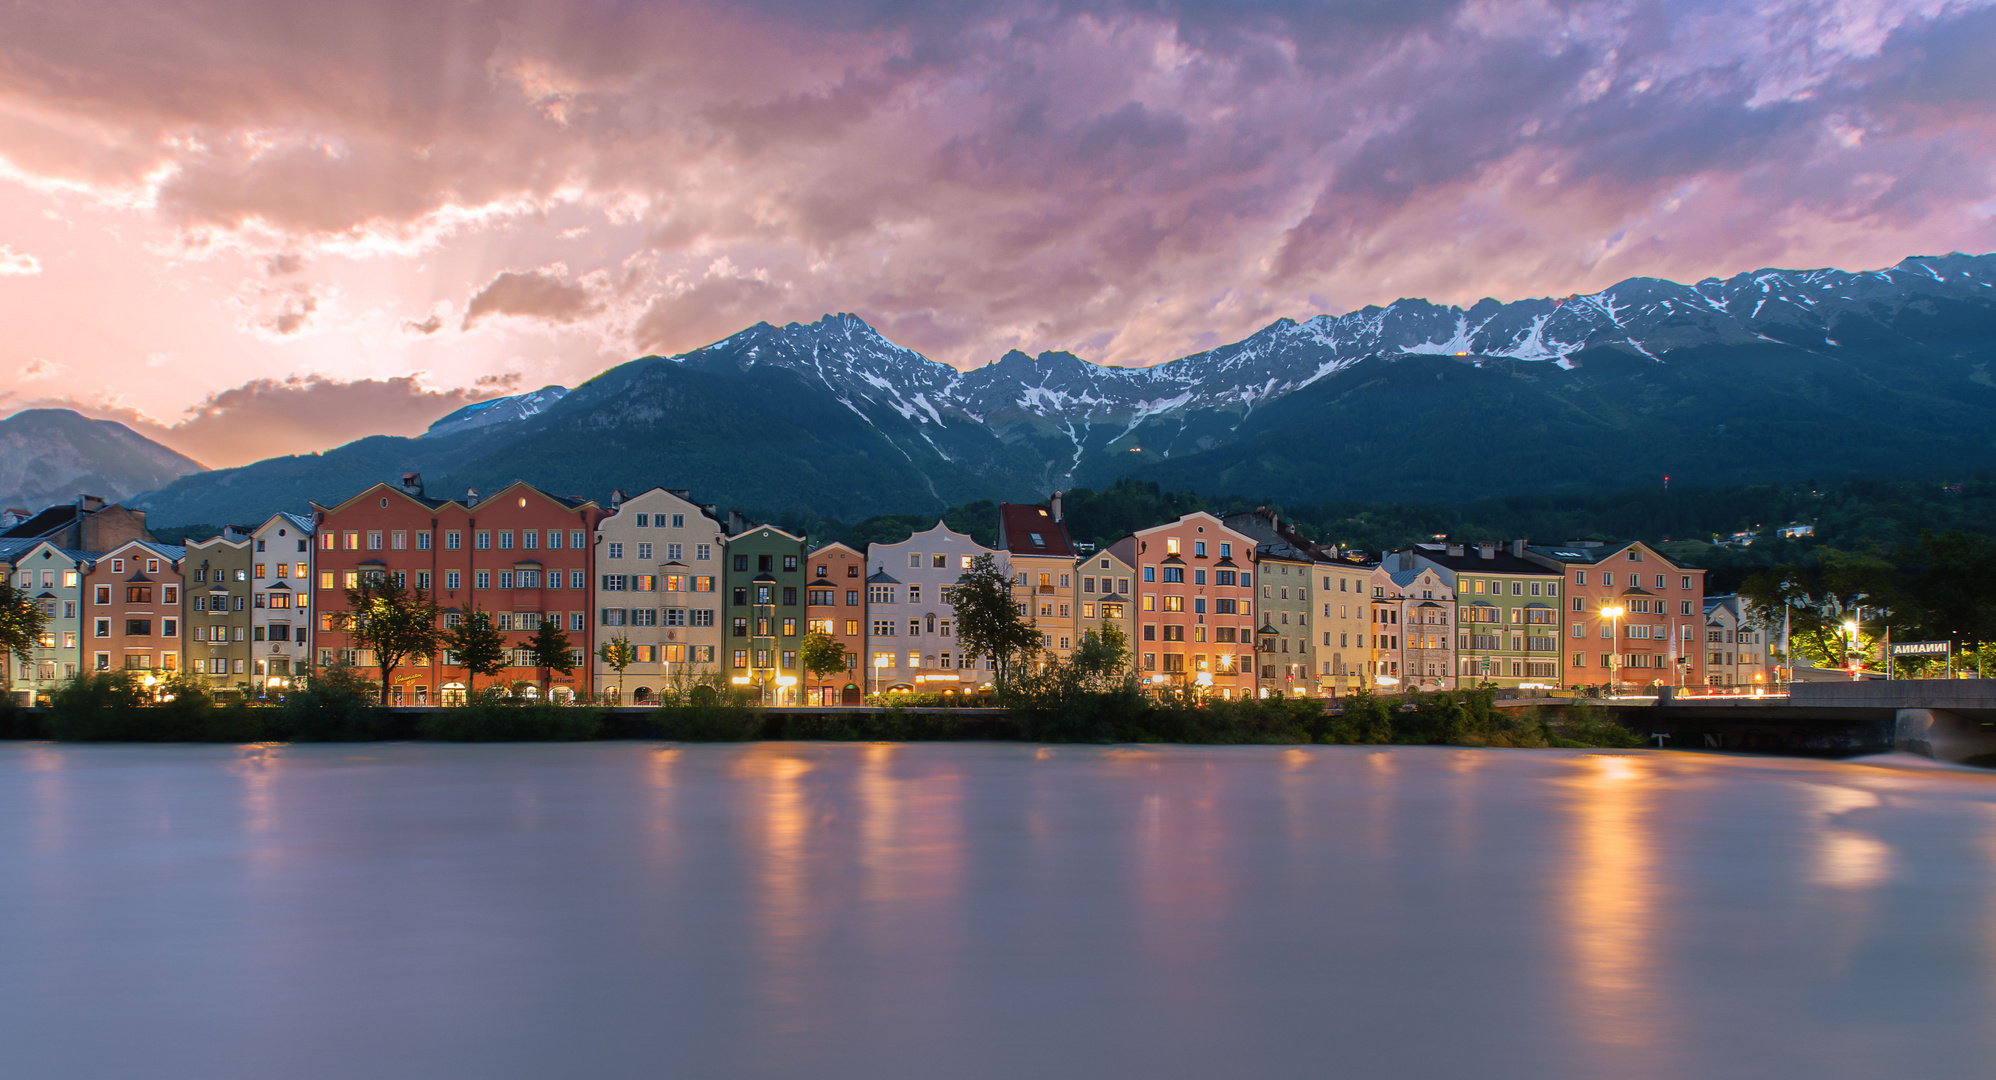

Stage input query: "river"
[{"left": 2, "top": 742, "right": 1992, "bottom": 1078}]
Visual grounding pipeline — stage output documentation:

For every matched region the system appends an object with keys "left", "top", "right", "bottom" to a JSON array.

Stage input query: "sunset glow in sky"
[{"left": 2, "top": 0, "right": 1993, "bottom": 466}]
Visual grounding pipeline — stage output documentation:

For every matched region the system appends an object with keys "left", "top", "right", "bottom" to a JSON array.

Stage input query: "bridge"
[{"left": 1592, "top": 680, "right": 1996, "bottom": 763}]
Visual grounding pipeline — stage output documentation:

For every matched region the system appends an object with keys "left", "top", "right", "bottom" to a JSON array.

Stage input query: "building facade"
[
  {"left": 1526, "top": 540, "right": 1708, "bottom": 690},
  {"left": 1252, "top": 542, "right": 1317, "bottom": 696},
  {"left": 313, "top": 478, "right": 605, "bottom": 705},
  {"left": 592, "top": 489, "right": 726, "bottom": 704},
  {"left": 85, "top": 540, "right": 185, "bottom": 678},
  {"left": 997, "top": 498, "right": 1079, "bottom": 665},
  {"left": 723, "top": 524, "right": 808, "bottom": 704},
  {"left": 1409, "top": 541, "right": 1564, "bottom": 688},
  {"left": 184, "top": 530, "right": 252, "bottom": 693},
  {"left": 1377, "top": 558, "right": 1457, "bottom": 692},
  {"left": 1107, "top": 513, "right": 1259, "bottom": 698},
  {"left": 249, "top": 513, "right": 315, "bottom": 691},
  {"left": 804, "top": 541, "right": 867, "bottom": 705},
  {"left": 1075, "top": 548, "right": 1138, "bottom": 666},
  {"left": 1702, "top": 595, "right": 1773, "bottom": 689},
  {"left": 864, "top": 522, "right": 993, "bottom": 696},
  {"left": 4, "top": 541, "right": 86, "bottom": 704},
  {"left": 1313, "top": 555, "right": 1377, "bottom": 696}
]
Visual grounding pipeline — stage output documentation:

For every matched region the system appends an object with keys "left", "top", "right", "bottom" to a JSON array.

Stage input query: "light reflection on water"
[{"left": 2, "top": 743, "right": 1995, "bottom": 1079}]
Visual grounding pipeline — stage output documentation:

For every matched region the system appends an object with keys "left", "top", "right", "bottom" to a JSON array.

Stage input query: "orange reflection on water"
[
  {"left": 1808, "top": 785, "right": 1891, "bottom": 890},
  {"left": 1563, "top": 753, "right": 1668, "bottom": 1061},
  {"left": 738, "top": 745, "right": 819, "bottom": 1030}
]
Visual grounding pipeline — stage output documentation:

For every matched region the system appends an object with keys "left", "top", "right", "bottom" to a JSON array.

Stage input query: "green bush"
[
  {"left": 45, "top": 671, "right": 276, "bottom": 742},
  {"left": 0, "top": 691, "right": 40, "bottom": 738},
  {"left": 646, "top": 705, "right": 765, "bottom": 741},
  {"left": 1547, "top": 699, "right": 1643, "bottom": 748},
  {"left": 1319, "top": 691, "right": 1396, "bottom": 744},
  {"left": 277, "top": 664, "right": 396, "bottom": 741},
  {"left": 416, "top": 690, "right": 607, "bottom": 741},
  {"left": 777, "top": 708, "right": 963, "bottom": 741}
]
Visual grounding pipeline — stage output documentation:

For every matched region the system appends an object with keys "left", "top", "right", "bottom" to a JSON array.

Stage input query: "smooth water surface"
[{"left": 3, "top": 742, "right": 1994, "bottom": 1079}]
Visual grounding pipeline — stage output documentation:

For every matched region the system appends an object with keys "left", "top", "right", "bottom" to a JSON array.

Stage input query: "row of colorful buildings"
[{"left": 2, "top": 477, "right": 1777, "bottom": 706}]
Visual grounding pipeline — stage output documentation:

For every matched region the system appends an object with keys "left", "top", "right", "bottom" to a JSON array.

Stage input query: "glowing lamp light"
[
  {"left": 1602, "top": 605, "right": 1625, "bottom": 619},
  {"left": 1843, "top": 620, "right": 1859, "bottom": 636},
  {"left": 1194, "top": 671, "right": 1214, "bottom": 687},
  {"left": 730, "top": 676, "right": 751, "bottom": 685},
  {"left": 775, "top": 676, "right": 797, "bottom": 687}
]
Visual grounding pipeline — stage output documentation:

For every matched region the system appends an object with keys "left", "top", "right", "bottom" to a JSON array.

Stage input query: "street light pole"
[{"left": 1603, "top": 604, "right": 1625, "bottom": 694}]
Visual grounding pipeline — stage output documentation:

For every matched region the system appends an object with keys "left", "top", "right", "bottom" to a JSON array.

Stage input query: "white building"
[
  {"left": 1703, "top": 595, "right": 1774, "bottom": 689},
  {"left": 249, "top": 513, "right": 315, "bottom": 691},
  {"left": 864, "top": 522, "right": 999, "bottom": 696},
  {"left": 593, "top": 488, "right": 727, "bottom": 704}
]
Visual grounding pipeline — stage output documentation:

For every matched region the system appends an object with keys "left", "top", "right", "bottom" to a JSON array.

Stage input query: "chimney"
[
  {"left": 726, "top": 510, "right": 749, "bottom": 535},
  {"left": 1510, "top": 539, "right": 1526, "bottom": 557},
  {"left": 1478, "top": 542, "right": 1496, "bottom": 560},
  {"left": 400, "top": 472, "right": 423, "bottom": 495},
  {"left": 466, "top": 487, "right": 479, "bottom": 506},
  {"left": 610, "top": 489, "right": 625, "bottom": 509},
  {"left": 79, "top": 494, "right": 105, "bottom": 512},
  {"left": 1447, "top": 543, "right": 1465, "bottom": 558},
  {"left": 1050, "top": 491, "right": 1063, "bottom": 523}
]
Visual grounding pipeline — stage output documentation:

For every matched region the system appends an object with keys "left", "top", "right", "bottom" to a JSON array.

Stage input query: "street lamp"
[
  {"left": 1843, "top": 618, "right": 1859, "bottom": 678},
  {"left": 1602, "top": 604, "right": 1625, "bottom": 693}
]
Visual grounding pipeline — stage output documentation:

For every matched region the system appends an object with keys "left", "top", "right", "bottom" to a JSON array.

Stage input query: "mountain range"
[
  {"left": 34, "top": 251, "right": 1996, "bottom": 527},
  {"left": 0, "top": 409, "right": 206, "bottom": 512}
]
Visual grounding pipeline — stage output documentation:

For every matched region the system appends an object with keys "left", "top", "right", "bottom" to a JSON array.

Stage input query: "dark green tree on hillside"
[{"left": 951, "top": 553, "right": 1042, "bottom": 691}]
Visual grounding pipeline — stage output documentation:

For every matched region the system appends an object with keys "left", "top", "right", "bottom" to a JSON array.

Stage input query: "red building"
[
  {"left": 312, "top": 476, "right": 608, "bottom": 704},
  {"left": 1107, "top": 512, "right": 1259, "bottom": 698}
]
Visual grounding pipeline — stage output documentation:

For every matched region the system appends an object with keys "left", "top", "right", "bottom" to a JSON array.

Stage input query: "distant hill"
[
  {"left": 0, "top": 409, "right": 207, "bottom": 512},
  {"left": 129, "top": 252, "right": 1996, "bottom": 525}
]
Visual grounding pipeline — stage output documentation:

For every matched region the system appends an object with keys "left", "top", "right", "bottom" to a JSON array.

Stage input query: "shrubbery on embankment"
[{"left": 2, "top": 673, "right": 1638, "bottom": 748}]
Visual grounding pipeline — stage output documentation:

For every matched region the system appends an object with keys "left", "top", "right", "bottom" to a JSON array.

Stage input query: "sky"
[{"left": 2, "top": 0, "right": 1993, "bottom": 468}]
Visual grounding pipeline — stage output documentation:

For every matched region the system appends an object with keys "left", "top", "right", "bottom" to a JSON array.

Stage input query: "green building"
[
  {"left": 185, "top": 528, "right": 254, "bottom": 695},
  {"left": 1410, "top": 541, "right": 1564, "bottom": 689},
  {"left": 723, "top": 523, "right": 807, "bottom": 705}
]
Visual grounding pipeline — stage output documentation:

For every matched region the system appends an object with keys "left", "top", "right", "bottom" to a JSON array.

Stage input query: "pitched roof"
[
  {"left": 0, "top": 503, "right": 80, "bottom": 539},
  {"left": 996, "top": 503, "right": 1075, "bottom": 556}
]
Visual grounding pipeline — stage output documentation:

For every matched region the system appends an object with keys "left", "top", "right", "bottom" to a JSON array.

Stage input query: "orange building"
[
  {"left": 1107, "top": 512, "right": 1258, "bottom": 698},
  {"left": 311, "top": 477, "right": 608, "bottom": 704},
  {"left": 1527, "top": 540, "right": 1707, "bottom": 690},
  {"left": 805, "top": 541, "right": 867, "bottom": 705},
  {"left": 84, "top": 539, "right": 184, "bottom": 678}
]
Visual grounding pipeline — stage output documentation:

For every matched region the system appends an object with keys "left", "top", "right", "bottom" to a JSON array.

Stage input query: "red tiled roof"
[{"left": 996, "top": 502, "right": 1074, "bottom": 556}]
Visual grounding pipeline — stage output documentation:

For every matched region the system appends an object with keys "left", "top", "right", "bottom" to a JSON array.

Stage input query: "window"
[
  {"left": 1163, "top": 596, "right": 1184, "bottom": 612},
  {"left": 445, "top": 571, "right": 460, "bottom": 590},
  {"left": 607, "top": 542, "right": 624, "bottom": 560},
  {"left": 872, "top": 619, "right": 895, "bottom": 637},
  {"left": 1193, "top": 541, "right": 1206, "bottom": 557},
  {"left": 1165, "top": 538, "right": 1180, "bottom": 555},
  {"left": 475, "top": 532, "right": 491, "bottom": 550},
  {"left": 1143, "top": 566, "right": 1156, "bottom": 582},
  {"left": 602, "top": 575, "right": 627, "bottom": 591},
  {"left": 846, "top": 590, "right": 859, "bottom": 606},
  {"left": 498, "top": 572, "right": 514, "bottom": 590},
  {"left": 637, "top": 543, "right": 653, "bottom": 561},
  {"left": 1681, "top": 576, "right": 1692, "bottom": 591},
  {"left": 782, "top": 587, "right": 797, "bottom": 606},
  {"left": 869, "top": 585, "right": 896, "bottom": 604},
  {"left": 1576, "top": 571, "right": 1586, "bottom": 586},
  {"left": 673, "top": 514, "right": 685, "bottom": 528},
  {"left": 476, "top": 571, "right": 491, "bottom": 589},
  {"left": 1162, "top": 567, "right": 1184, "bottom": 583},
  {"left": 636, "top": 514, "right": 650, "bottom": 528},
  {"left": 668, "top": 543, "right": 683, "bottom": 561}
]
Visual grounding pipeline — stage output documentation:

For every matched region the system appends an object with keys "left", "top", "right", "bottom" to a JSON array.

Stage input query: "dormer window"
[{"left": 1029, "top": 533, "right": 1045, "bottom": 547}]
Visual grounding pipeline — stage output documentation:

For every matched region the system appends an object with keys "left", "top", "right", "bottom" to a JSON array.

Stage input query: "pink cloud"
[{"left": 0, "top": 0, "right": 1990, "bottom": 429}]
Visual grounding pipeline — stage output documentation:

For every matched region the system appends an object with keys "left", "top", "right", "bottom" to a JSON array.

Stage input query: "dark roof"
[
  {"left": 1412, "top": 546, "right": 1558, "bottom": 576},
  {"left": 867, "top": 570, "right": 901, "bottom": 585},
  {"left": 996, "top": 503, "right": 1076, "bottom": 557},
  {"left": 0, "top": 504, "right": 79, "bottom": 539}
]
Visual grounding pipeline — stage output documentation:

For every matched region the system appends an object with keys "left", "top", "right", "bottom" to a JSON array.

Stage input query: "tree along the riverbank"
[{"left": 9, "top": 669, "right": 1638, "bottom": 748}]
